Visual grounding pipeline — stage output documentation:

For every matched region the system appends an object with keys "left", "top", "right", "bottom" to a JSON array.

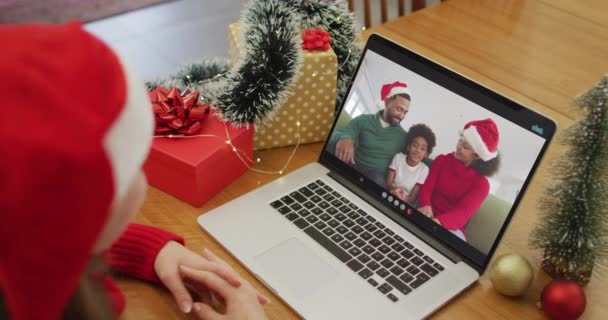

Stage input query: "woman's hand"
[
  {"left": 418, "top": 205, "right": 434, "bottom": 218},
  {"left": 154, "top": 241, "right": 268, "bottom": 313},
  {"left": 180, "top": 266, "right": 269, "bottom": 320},
  {"left": 432, "top": 217, "right": 442, "bottom": 225}
]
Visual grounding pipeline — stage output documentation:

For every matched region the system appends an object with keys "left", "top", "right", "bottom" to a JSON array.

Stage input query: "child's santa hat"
[
  {"left": 380, "top": 81, "right": 411, "bottom": 101},
  {"left": 0, "top": 23, "right": 153, "bottom": 320},
  {"left": 462, "top": 118, "right": 500, "bottom": 161}
]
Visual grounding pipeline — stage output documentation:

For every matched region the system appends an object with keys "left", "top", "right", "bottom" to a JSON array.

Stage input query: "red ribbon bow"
[
  {"left": 301, "top": 27, "right": 331, "bottom": 51},
  {"left": 150, "top": 87, "right": 210, "bottom": 136}
]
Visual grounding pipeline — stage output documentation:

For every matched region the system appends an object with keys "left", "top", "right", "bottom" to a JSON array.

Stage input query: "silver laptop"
[{"left": 198, "top": 34, "right": 555, "bottom": 319}]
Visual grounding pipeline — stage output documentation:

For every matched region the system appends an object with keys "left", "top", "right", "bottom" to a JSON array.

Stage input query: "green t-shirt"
[{"left": 334, "top": 111, "right": 407, "bottom": 171}]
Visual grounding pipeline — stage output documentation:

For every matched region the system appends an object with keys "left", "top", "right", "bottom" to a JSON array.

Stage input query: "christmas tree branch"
[{"left": 530, "top": 75, "right": 608, "bottom": 278}]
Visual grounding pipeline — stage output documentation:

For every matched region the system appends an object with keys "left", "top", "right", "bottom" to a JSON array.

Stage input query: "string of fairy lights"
[
  {"left": 150, "top": 5, "right": 363, "bottom": 175},
  {"left": 187, "top": 38, "right": 355, "bottom": 86},
  {"left": 183, "top": 4, "right": 362, "bottom": 86},
  {"left": 154, "top": 114, "right": 302, "bottom": 175},
  {"left": 156, "top": 39, "right": 356, "bottom": 176}
]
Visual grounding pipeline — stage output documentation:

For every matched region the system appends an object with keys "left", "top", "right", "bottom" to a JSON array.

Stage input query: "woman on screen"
[
  {"left": 386, "top": 124, "right": 436, "bottom": 205},
  {"left": 417, "top": 119, "right": 500, "bottom": 241}
]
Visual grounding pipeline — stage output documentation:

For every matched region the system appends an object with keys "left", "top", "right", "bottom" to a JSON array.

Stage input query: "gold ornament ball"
[{"left": 489, "top": 254, "right": 534, "bottom": 297}]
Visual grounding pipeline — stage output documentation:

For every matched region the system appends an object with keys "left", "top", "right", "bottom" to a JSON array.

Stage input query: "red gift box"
[{"left": 143, "top": 109, "right": 254, "bottom": 206}]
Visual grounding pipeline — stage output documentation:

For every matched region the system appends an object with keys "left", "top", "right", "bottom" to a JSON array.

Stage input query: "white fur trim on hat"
[
  {"left": 103, "top": 56, "right": 154, "bottom": 203},
  {"left": 385, "top": 86, "right": 411, "bottom": 100},
  {"left": 462, "top": 125, "right": 498, "bottom": 161}
]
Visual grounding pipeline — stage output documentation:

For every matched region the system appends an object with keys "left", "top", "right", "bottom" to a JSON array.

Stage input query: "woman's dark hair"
[
  {"left": 470, "top": 153, "right": 501, "bottom": 177},
  {"left": 403, "top": 123, "right": 436, "bottom": 156},
  {"left": 387, "top": 93, "right": 411, "bottom": 102}
]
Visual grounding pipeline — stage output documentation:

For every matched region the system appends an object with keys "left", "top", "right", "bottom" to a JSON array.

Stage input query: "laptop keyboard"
[{"left": 269, "top": 179, "right": 445, "bottom": 303}]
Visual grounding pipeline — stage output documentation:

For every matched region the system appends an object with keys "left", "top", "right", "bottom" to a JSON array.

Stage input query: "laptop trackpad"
[{"left": 254, "top": 238, "right": 338, "bottom": 298}]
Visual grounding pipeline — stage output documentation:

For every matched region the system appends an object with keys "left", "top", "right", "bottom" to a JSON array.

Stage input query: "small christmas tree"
[{"left": 530, "top": 75, "right": 608, "bottom": 286}]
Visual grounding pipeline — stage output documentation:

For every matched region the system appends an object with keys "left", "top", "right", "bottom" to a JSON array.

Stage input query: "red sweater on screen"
[
  {"left": 418, "top": 153, "right": 489, "bottom": 236},
  {"left": 102, "top": 223, "right": 184, "bottom": 315}
]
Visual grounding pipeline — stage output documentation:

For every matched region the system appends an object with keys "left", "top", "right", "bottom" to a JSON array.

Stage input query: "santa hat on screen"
[
  {"left": 462, "top": 118, "right": 500, "bottom": 161},
  {"left": 380, "top": 81, "right": 411, "bottom": 102},
  {"left": 0, "top": 23, "right": 153, "bottom": 320}
]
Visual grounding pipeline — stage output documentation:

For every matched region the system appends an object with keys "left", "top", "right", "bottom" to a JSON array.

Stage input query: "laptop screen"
[{"left": 320, "top": 34, "right": 555, "bottom": 271}]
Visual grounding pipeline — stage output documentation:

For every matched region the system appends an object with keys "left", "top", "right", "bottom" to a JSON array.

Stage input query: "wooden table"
[{"left": 119, "top": 0, "right": 608, "bottom": 318}]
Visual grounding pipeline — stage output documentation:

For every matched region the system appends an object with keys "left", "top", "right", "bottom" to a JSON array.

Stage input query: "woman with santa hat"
[
  {"left": 417, "top": 119, "right": 501, "bottom": 241},
  {"left": 0, "top": 23, "right": 268, "bottom": 320}
]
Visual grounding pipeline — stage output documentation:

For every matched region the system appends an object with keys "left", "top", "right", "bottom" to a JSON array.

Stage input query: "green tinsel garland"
[
  {"left": 289, "top": 0, "right": 361, "bottom": 115},
  {"left": 215, "top": 0, "right": 303, "bottom": 124},
  {"left": 145, "top": 58, "right": 230, "bottom": 93},
  {"left": 147, "top": 0, "right": 360, "bottom": 126}
]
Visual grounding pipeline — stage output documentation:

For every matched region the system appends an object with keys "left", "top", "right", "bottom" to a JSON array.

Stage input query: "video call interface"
[{"left": 326, "top": 50, "right": 547, "bottom": 255}]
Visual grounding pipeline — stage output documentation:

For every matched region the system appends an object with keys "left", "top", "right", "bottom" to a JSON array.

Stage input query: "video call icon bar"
[{"left": 381, "top": 191, "right": 411, "bottom": 214}]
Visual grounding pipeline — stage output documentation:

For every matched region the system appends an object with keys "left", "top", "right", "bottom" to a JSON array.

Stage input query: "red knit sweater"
[
  {"left": 418, "top": 153, "right": 489, "bottom": 236},
  {"left": 103, "top": 223, "right": 184, "bottom": 315}
]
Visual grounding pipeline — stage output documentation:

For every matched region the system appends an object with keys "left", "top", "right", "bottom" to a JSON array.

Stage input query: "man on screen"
[{"left": 332, "top": 81, "right": 410, "bottom": 188}]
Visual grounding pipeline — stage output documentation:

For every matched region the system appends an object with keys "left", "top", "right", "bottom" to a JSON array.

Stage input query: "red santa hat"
[
  {"left": 380, "top": 81, "right": 411, "bottom": 101},
  {"left": 0, "top": 23, "right": 153, "bottom": 320},
  {"left": 462, "top": 118, "right": 500, "bottom": 161}
]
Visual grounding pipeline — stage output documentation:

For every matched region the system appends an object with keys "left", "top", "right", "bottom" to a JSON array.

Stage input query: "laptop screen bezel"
[{"left": 318, "top": 33, "right": 556, "bottom": 272}]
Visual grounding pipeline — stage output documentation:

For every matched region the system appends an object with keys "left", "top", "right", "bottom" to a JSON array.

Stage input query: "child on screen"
[{"left": 387, "top": 124, "right": 436, "bottom": 205}]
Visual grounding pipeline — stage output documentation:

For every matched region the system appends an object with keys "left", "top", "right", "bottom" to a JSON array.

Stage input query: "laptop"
[{"left": 197, "top": 34, "right": 556, "bottom": 319}]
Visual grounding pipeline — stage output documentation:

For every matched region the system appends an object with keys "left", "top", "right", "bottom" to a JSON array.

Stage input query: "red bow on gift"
[
  {"left": 150, "top": 87, "right": 211, "bottom": 136},
  {"left": 302, "top": 27, "right": 331, "bottom": 51}
]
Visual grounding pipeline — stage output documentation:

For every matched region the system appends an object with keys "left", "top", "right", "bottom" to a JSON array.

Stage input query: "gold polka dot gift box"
[{"left": 229, "top": 23, "right": 337, "bottom": 150}]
